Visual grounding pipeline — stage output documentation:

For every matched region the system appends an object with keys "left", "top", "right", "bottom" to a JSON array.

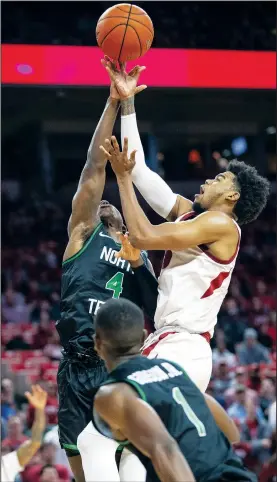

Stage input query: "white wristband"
[{"left": 121, "top": 113, "right": 177, "bottom": 218}]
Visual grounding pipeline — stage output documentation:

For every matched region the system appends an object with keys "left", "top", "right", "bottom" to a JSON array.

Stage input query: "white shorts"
[{"left": 142, "top": 330, "right": 212, "bottom": 393}]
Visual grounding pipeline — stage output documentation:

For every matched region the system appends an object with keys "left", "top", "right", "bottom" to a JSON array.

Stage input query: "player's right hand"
[{"left": 101, "top": 56, "right": 147, "bottom": 99}]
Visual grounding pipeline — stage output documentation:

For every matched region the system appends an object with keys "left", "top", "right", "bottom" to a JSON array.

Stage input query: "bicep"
[
  {"left": 95, "top": 386, "right": 173, "bottom": 459},
  {"left": 141, "top": 214, "right": 227, "bottom": 251}
]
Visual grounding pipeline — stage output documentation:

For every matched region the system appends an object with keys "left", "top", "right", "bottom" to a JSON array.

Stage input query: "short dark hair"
[
  {"left": 95, "top": 298, "right": 144, "bottom": 355},
  {"left": 227, "top": 160, "right": 270, "bottom": 225}
]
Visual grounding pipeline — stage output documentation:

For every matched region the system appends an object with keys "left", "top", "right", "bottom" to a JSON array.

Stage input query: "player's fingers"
[
  {"left": 135, "top": 85, "right": 147, "bottom": 95},
  {"left": 101, "top": 60, "right": 116, "bottom": 80},
  {"left": 99, "top": 146, "right": 112, "bottom": 159},
  {"left": 24, "top": 391, "right": 31, "bottom": 400},
  {"left": 119, "top": 61, "right": 127, "bottom": 73},
  {"left": 130, "top": 149, "right": 137, "bottom": 163},
  {"left": 111, "top": 136, "right": 120, "bottom": 154},
  {"left": 132, "top": 66, "right": 146, "bottom": 79},
  {"left": 128, "top": 65, "right": 139, "bottom": 77},
  {"left": 123, "top": 137, "right": 129, "bottom": 156}
]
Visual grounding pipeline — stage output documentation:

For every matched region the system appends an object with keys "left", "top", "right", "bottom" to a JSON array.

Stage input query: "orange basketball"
[{"left": 96, "top": 3, "right": 154, "bottom": 62}]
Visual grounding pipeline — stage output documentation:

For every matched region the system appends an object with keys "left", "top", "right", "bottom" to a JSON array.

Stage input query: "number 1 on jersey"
[
  {"left": 172, "top": 387, "right": 206, "bottom": 437},
  {"left": 106, "top": 272, "right": 124, "bottom": 299}
]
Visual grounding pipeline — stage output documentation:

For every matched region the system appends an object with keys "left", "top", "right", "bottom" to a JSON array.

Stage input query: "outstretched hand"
[
  {"left": 100, "top": 136, "right": 136, "bottom": 177},
  {"left": 25, "top": 385, "right": 47, "bottom": 411},
  {"left": 116, "top": 232, "right": 140, "bottom": 262},
  {"left": 101, "top": 56, "right": 147, "bottom": 100}
]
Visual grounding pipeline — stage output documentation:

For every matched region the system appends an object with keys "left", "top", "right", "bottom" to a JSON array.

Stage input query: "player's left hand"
[
  {"left": 100, "top": 136, "right": 136, "bottom": 176},
  {"left": 115, "top": 232, "right": 141, "bottom": 261},
  {"left": 25, "top": 385, "right": 47, "bottom": 411}
]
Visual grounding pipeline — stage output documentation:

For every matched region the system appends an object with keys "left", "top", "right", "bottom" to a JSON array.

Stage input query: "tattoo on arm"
[{"left": 121, "top": 96, "right": 135, "bottom": 116}]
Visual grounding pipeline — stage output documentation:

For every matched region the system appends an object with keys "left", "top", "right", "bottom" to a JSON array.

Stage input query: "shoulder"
[
  {"left": 193, "top": 211, "right": 237, "bottom": 232},
  {"left": 95, "top": 383, "right": 138, "bottom": 416}
]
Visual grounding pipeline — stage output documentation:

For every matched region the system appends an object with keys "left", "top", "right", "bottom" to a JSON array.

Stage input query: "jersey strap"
[{"left": 62, "top": 222, "right": 102, "bottom": 266}]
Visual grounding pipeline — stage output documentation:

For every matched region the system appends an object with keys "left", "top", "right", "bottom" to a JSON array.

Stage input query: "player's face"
[
  {"left": 97, "top": 200, "right": 123, "bottom": 231},
  {"left": 192, "top": 171, "right": 240, "bottom": 214}
]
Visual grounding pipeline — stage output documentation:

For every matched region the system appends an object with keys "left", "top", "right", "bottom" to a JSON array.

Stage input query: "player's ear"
[{"left": 226, "top": 191, "right": 240, "bottom": 203}]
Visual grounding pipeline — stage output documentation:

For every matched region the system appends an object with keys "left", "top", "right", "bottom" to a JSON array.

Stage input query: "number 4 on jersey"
[
  {"left": 172, "top": 387, "right": 206, "bottom": 437},
  {"left": 106, "top": 272, "right": 124, "bottom": 299}
]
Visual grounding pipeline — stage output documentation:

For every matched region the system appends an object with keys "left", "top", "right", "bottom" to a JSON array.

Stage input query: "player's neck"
[
  {"left": 107, "top": 226, "right": 122, "bottom": 244},
  {"left": 106, "top": 352, "right": 140, "bottom": 372}
]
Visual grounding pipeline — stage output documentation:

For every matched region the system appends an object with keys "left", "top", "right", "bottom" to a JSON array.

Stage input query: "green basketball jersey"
[
  {"left": 94, "top": 356, "right": 257, "bottom": 482},
  {"left": 57, "top": 223, "right": 147, "bottom": 353}
]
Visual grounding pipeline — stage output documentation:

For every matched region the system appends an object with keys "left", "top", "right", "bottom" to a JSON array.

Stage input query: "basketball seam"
[
  {"left": 117, "top": 6, "right": 145, "bottom": 15},
  {"left": 97, "top": 16, "right": 154, "bottom": 36},
  {"left": 118, "top": 4, "right": 133, "bottom": 62},
  {"left": 99, "top": 24, "right": 125, "bottom": 48},
  {"left": 127, "top": 24, "right": 142, "bottom": 57}
]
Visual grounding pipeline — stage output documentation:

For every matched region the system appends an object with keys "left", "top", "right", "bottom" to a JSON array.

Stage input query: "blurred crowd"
[
  {"left": 1, "top": 187, "right": 276, "bottom": 481},
  {"left": 2, "top": 1, "right": 275, "bottom": 51}
]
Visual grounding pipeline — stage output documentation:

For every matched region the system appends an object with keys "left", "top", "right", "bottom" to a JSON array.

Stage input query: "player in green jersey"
[
  {"left": 85, "top": 298, "right": 257, "bottom": 482},
  {"left": 57, "top": 78, "right": 158, "bottom": 482}
]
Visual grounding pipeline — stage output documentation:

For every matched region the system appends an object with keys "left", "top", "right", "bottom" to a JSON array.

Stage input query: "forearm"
[
  {"left": 121, "top": 97, "right": 177, "bottom": 218},
  {"left": 83, "top": 97, "right": 119, "bottom": 180},
  {"left": 17, "top": 408, "right": 45, "bottom": 466},
  {"left": 152, "top": 442, "right": 195, "bottom": 482},
  {"left": 117, "top": 175, "right": 154, "bottom": 246}
]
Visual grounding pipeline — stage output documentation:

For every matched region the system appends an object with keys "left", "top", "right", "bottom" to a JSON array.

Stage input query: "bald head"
[{"left": 95, "top": 298, "right": 146, "bottom": 361}]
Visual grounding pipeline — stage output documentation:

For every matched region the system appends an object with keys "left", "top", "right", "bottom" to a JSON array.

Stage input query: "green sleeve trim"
[
  {"left": 62, "top": 443, "right": 79, "bottom": 452},
  {"left": 62, "top": 222, "right": 102, "bottom": 266}
]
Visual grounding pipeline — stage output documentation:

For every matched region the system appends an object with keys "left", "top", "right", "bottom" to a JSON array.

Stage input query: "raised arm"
[
  {"left": 68, "top": 97, "right": 119, "bottom": 236},
  {"left": 101, "top": 58, "right": 191, "bottom": 221},
  {"left": 17, "top": 386, "right": 47, "bottom": 467},
  {"left": 94, "top": 384, "right": 195, "bottom": 482},
  {"left": 101, "top": 137, "right": 236, "bottom": 252}
]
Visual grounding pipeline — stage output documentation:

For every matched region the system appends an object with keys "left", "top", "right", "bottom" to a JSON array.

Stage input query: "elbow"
[{"left": 129, "top": 234, "right": 148, "bottom": 250}]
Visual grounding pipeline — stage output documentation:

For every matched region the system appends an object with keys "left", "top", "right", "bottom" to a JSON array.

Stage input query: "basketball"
[{"left": 96, "top": 3, "right": 154, "bottom": 62}]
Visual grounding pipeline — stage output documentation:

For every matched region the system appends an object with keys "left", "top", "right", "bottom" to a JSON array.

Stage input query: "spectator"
[
  {"left": 212, "top": 332, "right": 237, "bottom": 369},
  {"left": 240, "top": 403, "right": 271, "bottom": 465},
  {"left": 236, "top": 328, "right": 271, "bottom": 365},
  {"left": 44, "top": 427, "right": 72, "bottom": 475},
  {"left": 33, "top": 312, "right": 52, "bottom": 350},
  {"left": 39, "top": 465, "right": 61, "bottom": 482},
  {"left": 227, "top": 385, "right": 265, "bottom": 424},
  {"left": 2, "top": 287, "right": 29, "bottom": 324},
  {"left": 22, "top": 443, "right": 70, "bottom": 482},
  {"left": 43, "top": 332, "right": 62, "bottom": 361},
  {"left": 212, "top": 361, "right": 232, "bottom": 398},
  {"left": 225, "top": 367, "right": 258, "bottom": 407},
  {"left": 1, "top": 378, "right": 17, "bottom": 421},
  {"left": 259, "top": 378, "right": 276, "bottom": 415},
  {"left": 267, "top": 401, "right": 276, "bottom": 434},
  {"left": 1, "top": 416, "right": 29, "bottom": 451},
  {"left": 259, "top": 431, "right": 276, "bottom": 482}
]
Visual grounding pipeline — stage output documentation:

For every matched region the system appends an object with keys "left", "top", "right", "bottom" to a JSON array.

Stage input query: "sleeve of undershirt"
[
  {"left": 1, "top": 451, "right": 23, "bottom": 482},
  {"left": 121, "top": 113, "right": 177, "bottom": 219}
]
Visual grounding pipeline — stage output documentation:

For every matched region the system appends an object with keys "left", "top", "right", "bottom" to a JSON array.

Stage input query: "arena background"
[{"left": 1, "top": 2, "right": 276, "bottom": 481}]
